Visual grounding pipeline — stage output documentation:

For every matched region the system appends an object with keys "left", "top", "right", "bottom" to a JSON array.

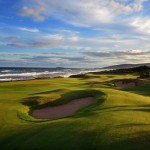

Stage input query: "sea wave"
[
  {"left": 0, "top": 68, "right": 102, "bottom": 81},
  {"left": 0, "top": 71, "right": 63, "bottom": 77},
  {"left": 1, "top": 70, "right": 12, "bottom": 73}
]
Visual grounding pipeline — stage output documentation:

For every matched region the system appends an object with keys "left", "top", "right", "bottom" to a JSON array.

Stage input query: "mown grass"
[{"left": 0, "top": 73, "right": 149, "bottom": 150}]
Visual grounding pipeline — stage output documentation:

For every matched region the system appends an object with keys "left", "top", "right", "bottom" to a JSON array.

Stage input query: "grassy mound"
[{"left": 20, "top": 89, "right": 106, "bottom": 121}]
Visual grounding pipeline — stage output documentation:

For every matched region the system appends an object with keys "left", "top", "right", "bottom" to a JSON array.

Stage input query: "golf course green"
[{"left": 0, "top": 72, "right": 150, "bottom": 150}]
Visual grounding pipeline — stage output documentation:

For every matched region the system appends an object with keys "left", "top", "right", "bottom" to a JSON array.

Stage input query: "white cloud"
[
  {"left": 18, "top": 27, "right": 39, "bottom": 33},
  {"left": 6, "top": 31, "right": 149, "bottom": 51},
  {"left": 19, "top": 0, "right": 147, "bottom": 26},
  {"left": 42, "top": 34, "right": 63, "bottom": 41},
  {"left": 68, "top": 36, "right": 79, "bottom": 42},
  {"left": 1, "top": 49, "right": 149, "bottom": 68},
  {"left": 130, "top": 17, "right": 150, "bottom": 34},
  {"left": 82, "top": 49, "right": 150, "bottom": 66},
  {"left": 20, "top": 0, "right": 48, "bottom": 21}
]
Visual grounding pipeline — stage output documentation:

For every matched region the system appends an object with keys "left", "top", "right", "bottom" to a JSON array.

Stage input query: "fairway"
[{"left": 0, "top": 73, "right": 150, "bottom": 150}]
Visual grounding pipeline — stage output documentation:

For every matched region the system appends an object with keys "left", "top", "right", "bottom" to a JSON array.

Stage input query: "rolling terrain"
[{"left": 0, "top": 71, "right": 149, "bottom": 150}]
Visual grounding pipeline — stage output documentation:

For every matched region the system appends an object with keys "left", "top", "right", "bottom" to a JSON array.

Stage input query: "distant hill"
[
  {"left": 99, "top": 65, "right": 150, "bottom": 78},
  {"left": 55, "top": 67, "right": 65, "bottom": 69},
  {"left": 102, "top": 63, "right": 150, "bottom": 70}
]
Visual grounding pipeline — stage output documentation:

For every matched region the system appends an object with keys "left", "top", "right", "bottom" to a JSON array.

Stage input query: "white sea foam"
[
  {"left": 0, "top": 78, "right": 13, "bottom": 81},
  {"left": 0, "top": 71, "right": 61, "bottom": 77},
  {"left": 1, "top": 70, "right": 12, "bottom": 73},
  {"left": 0, "top": 68, "right": 103, "bottom": 81}
]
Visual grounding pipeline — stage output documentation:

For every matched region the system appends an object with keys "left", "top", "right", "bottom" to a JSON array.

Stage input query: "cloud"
[
  {"left": 17, "top": 49, "right": 150, "bottom": 67},
  {"left": 7, "top": 43, "right": 28, "bottom": 48},
  {"left": 20, "top": 0, "right": 48, "bottom": 21},
  {"left": 18, "top": 27, "right": 39, "bottom": 33},
  {"left": 130, "top": 17, "right": 150, "bottom": 34},
  {"left": 83, "top": 50, "right": 150, "bottom": 58},
  {"left": 0, "top": 58, "right": 11, "bottom": 62},
  {"left": 31, "top": 41, "right": 57, "bottom": 48},
  {"left": 21, "top": 54, "right": 99, "bottom": 67},
  {"left": 0, "top": 50, "right": 149, "bottom": 68},
  {"left": 2, "top": 17, "right": 150, "bottom": 53},
  {"left": 5, "top": 31, "right": 150, "bottom": 51},
  {"left": 41, "top": 34, "right": 63, "bottom": 41},
  {"left": 82, "top": 49, "right": 150, "bottom": 66},
  {"left": 19, "top": 0, "right": 147, "bottom": 26}
]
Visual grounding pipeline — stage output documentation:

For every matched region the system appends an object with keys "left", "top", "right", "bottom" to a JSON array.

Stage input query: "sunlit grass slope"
[{"left": 0, "top": 73, "right": 149, "bottom": 150}]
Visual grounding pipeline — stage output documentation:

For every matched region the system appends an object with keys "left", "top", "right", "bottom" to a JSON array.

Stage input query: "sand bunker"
[
  {"left": 114, "top": 78, "right": 150, "bottom": 88},
  {"left": 32, "top": 97, "right": 92, "bottom": 119},
  {"left": 114, "top": 81, "right": 136, "bottom": 88}
]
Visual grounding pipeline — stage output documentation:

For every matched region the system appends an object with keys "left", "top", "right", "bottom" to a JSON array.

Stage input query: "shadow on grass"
[
  {"left": 1, "top": 120, "right": 150, "bottom": 150},
  {"left": 121, "top": 84, "right": 150, "bottom": 97},
  {"left": 112, "top": 107, "right": 150, "bottom": 113},
  {"left": 22, "top": 90, "right": 105, "bottom": 108},
  {"left": 0, "top": 121, "right": 104, "bottom": 150},
  {"left": 116, "top": 123, "right": 150, "bottom": 128},
  {"left": 107, "top": 131, "right": 150, "bottom": 150},
  {"left": 95, "top": 104, "right": 150, "bottom": 113}
]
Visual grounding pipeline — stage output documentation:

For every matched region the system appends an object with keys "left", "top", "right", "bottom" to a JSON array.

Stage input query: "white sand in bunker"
[{"left": 32, "top": 97, "right": 92, "bottom": 119}]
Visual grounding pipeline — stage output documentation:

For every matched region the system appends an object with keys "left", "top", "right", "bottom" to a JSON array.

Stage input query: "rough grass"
[{"left": 0, "top": 73, "right": 149, "bottom": 150}]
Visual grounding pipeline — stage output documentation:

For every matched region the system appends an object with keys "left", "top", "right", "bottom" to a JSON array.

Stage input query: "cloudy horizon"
[{"left": 0, "top": 0, "right": 150, "bottom": 68}]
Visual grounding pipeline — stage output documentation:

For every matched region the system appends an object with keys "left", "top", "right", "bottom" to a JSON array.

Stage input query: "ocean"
[{"left": 0, "top": 67, "right": 102, "bottom": 81}]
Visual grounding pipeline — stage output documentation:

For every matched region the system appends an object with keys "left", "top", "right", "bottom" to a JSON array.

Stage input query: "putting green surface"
[{"left": 0, "top": 73, "right": 150, "bottom": 150}]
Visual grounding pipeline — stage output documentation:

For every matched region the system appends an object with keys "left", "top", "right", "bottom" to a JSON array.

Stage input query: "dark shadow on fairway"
[
  {"left": 1, "top": 121, "right": 150, "bottom": 150},
  {"left": 90, "top": 105, "right": 150, "bottom": 114},
  {"left": 116, "top": 123, "right": 150, "bottom": 128},
  {"left": 120, "top": 84, "right": 150, "bottom": 97},
  {"left": 112, "top": 107, "right": 150, "bottom": 113},
  {"left": 0, "top": 121, "right": 105, "bottom": 150},
  {"left": 105, "top": 131, "right": 150, "bottom": 150}
]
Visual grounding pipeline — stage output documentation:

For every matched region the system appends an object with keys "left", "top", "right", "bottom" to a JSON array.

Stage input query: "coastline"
[{"left": 0, "top": 69, "right": 103, "bottom": 82}]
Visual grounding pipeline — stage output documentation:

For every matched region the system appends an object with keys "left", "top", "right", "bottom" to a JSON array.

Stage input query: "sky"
[{"left": 0, "top": 0, "right": 150, "bottom": 68}]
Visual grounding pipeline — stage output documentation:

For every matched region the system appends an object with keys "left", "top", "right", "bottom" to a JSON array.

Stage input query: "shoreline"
[{"left": 0, "top": 69, "right": 103, "bottom": 82}]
